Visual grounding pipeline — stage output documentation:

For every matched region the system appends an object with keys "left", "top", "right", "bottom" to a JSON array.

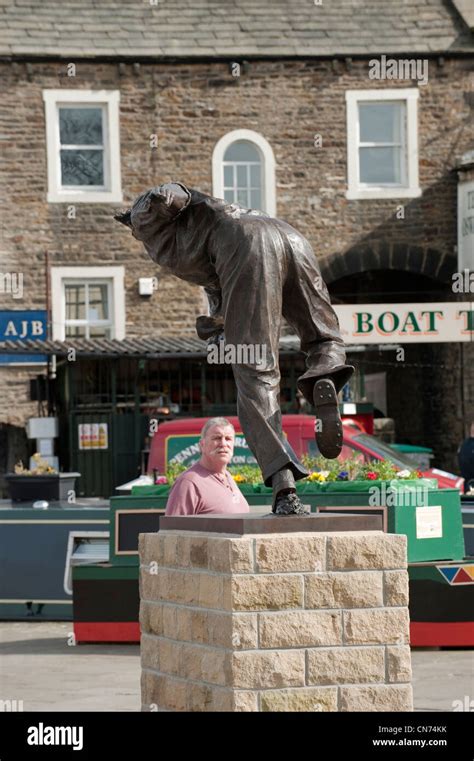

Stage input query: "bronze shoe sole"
[{"left": 313, "top": 378, "right": 343, "bottom": 459}]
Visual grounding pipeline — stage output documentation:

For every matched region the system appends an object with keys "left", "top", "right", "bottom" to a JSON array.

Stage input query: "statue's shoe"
[
  {"left": 272, "top": 492, "right": 309, "bottom": 515},
  {"left": 313, "top": 378, "right": 343, "bottom": 459}
]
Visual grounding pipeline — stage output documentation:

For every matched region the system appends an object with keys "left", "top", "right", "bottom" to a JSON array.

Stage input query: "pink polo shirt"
[{"left": 165, "top": 462, "right": 250, "bottom": 515}]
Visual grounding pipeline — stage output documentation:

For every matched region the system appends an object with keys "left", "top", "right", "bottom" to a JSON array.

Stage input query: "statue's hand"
[
  {"left": 196, "top": 315, "right": 225, "bottom": 341},
  {"left": 151, "top": 184, "right": 189, "bottom": 213},
  {"left": 207, "top": 331, "right": 225, "bottom": 348},
  {"left": 114, "top": 208, "right": 132, "bottom": 228},
  {"left": 152, "top": 185, "right": 174, "bottom": 207},
  {"left": 114, "top": 184, "right": 190, "bottom": 239}
]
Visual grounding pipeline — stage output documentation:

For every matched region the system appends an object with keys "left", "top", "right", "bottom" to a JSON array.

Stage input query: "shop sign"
[
  {"left": 0, "top": 310, "right": 47, "bottom": 364},
  {"left": 335, "top": 302, "right": 474, "bottom": 344}
]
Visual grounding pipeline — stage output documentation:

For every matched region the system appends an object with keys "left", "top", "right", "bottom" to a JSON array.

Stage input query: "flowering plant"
[
  {"left": 14, "top": 453, "right": 57, "bottom": 475},
  {"left": 163, "top": 454, "right": 424, "bottom": 486},
  {"left": 307, "top": 472, "right": 325, "bottom": 482},
  {"left": 165, "top": 462, "right": 187, "bottom": 484},
  {"left": 302, "top": 455, "right": 422, "bottom": 483},
  {"left": 355, "top": 460, "right": 421, "bottom": 481},
  {"left": 301, "top": 453, "right": 362, "bottom": 482},
  {"left": 228, "top": 465, "right": 263, "bottom": 484}
]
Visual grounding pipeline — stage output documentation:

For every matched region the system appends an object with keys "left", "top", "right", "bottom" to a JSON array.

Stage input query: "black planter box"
[{"left": 5, "top": 473, "right": 81, "bottom": 502}]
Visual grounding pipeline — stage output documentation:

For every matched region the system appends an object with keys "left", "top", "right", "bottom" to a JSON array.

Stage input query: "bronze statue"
[{"left": 115, "top": 183, "right": 354, "bottom": 515}]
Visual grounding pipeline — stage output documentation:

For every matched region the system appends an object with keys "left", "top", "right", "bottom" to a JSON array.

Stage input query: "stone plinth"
[{"left": 139, "top": 513, "right": 413, "bottom": 712}]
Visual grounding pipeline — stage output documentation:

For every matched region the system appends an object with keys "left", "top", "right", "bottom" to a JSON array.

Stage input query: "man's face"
[{"left": 200, "top": 425, "right": 235, "bottom": 467}]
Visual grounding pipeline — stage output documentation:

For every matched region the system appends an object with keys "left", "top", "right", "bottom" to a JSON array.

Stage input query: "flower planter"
[
  {"left": 131, "top": 477, "right": 463, "bottom": 563},
  {"left": 295, "top": 478, "right": 438, "bottom": 493},
  {"left": 131, "top": 484, "right": 172, "bottom": 497},
  {"left": 131, "top": 477, "right": 438, "bottom": 498},
  {"left": 5, "top": 473, "right": 81, "bottom": 503}
]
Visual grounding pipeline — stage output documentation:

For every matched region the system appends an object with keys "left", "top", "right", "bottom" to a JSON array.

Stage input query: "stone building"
[{"left": 0, "top": 0, "right": 473, "bottom": 491}]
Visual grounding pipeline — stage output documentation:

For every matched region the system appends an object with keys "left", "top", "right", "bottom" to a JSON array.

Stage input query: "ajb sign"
[
  {"left": 335, "top": 302, "right": 474, "bottom": 344},
  {"left": 0, "top": 310, "right": 47, "bottom": 364}
]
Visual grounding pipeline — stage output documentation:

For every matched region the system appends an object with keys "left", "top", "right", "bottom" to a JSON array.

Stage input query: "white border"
[
  {"left": 63, "top": 530, "right": 109, "bottom": 595},
  {"left": 345, "top": 88, "right": 421, "bottom": 200},
  {"left": 212, "top": 129, "right": 276, "bottom": 216},
  {"left": 50, "top": 266, "right": 125, "bottom": 340},
  {"left": 458, "top": 179, "right": 474, "bottom": 271},
  {"left": 43, "top": 90, "right": 122, "bottom": 203}
]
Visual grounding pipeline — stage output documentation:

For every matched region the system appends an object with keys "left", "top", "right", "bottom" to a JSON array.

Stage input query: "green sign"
[{"left": 166, "top": 434, "right": 257, "bottom": 468}]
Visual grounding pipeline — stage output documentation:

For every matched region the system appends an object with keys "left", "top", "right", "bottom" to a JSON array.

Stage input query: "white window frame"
[
  {"left": 212, "top": 129, "right": 276, "bottom": 216},
  {"left": 223, "top": 158, "right": 262, "bottom": 210},
  {"left": 43, "top": 90, "right": 122, "bottom": 203},
  {"left": 51, "top": 266, "right": 125, "bottom": 341},
  {"left": 345, "top": 89, "right": 421, "bottom": 200},
  {"left": 64, "top": 279, "right": 113, "bottom": 339}
]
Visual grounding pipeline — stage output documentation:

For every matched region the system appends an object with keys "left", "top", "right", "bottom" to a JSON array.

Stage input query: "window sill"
[
  {"left": 47, "top": 190, "right": 123, "bottom": 204},
  {"left": 346, "top": 187, "right": 422, "bottom": 201}
]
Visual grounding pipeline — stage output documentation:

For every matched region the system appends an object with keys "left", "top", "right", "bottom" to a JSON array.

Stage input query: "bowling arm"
[
  {"left": 149, "top": 183, "right": 190, "bottom": 215},
  {"left": 196, "top": 286, "right": 224, "bottom": 342},
  {"left": 114, "top": 183, "right": 190, "bottom": 231}
]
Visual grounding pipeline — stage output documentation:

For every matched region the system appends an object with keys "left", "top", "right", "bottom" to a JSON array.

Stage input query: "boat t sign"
[{"left": 335, "top": 302, "right": 474, "bottom": 344}]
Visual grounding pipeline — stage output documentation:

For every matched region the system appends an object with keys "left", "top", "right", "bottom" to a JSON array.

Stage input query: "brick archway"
[{"left": 319, "top": 244, "right": 457, "bottom": 286}]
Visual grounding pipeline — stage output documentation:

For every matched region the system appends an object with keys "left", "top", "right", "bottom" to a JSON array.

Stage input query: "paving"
[{"left": 0, "top": 622, "right": 472, "bottom": 712}]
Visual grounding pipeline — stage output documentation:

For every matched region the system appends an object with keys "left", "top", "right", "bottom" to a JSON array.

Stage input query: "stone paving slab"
[{"left": 0, "top": 622, "right": 472, "bottom": 712}]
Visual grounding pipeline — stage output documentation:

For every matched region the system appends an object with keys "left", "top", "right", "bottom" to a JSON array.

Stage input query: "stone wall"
[
  {"left": 139, "top": 529, "right": 413, "bottom": 712},
  {"left": 1, "top": 56, "right": 472, "bottom": 455},
  {"left": 0, "top": 367, "right": 40, "bottom": 428},
  {"left": 1, "top": 57, "right": 471, "bottom": 325}
]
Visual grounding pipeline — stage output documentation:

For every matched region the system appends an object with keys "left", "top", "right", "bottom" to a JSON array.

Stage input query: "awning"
[
  {"left": 0, "top": 335, "right": 408, "bottom": 359},
  {"left": 0, "top": 335, "right": 303, "bottom": 359}
]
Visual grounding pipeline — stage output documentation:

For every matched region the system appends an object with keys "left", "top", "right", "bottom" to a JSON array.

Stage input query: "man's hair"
[{"left": 200, "top": 417, "right": 235, "bottom": 439}]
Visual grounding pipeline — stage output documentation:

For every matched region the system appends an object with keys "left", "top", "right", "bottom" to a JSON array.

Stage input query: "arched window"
[
  {"left": 212, "top": 129, "right": 276, "bottom": 216},
  {"left": 223, "top": 141, "right": 262, "bottom": 209}
]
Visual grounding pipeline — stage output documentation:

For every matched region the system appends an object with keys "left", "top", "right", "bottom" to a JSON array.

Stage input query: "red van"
[{"left": 147, "top": 415, "right": 463, "bottom": 490}]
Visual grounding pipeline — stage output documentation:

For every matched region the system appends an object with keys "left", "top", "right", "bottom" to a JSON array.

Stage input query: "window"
[
  {"left": 345, "top": 89, "right": 421, "bottom": 200},
  {"left": 59, "top": 106, "right": 105, "bottom": 188},
  {"left": 212, "top": 129, "right": 276, "bottom": 216},
  {"left": 65, "top": 281, "right": 112, "bottom": 338},
  {"left": 223, "top": 141, "right": 262, "bottom": 209},
  {"left": 43, "top": 90, "right": 122, "bottom": 203},
  {"left": 51, "top": 267, "right": 125, "bottom": 341}
]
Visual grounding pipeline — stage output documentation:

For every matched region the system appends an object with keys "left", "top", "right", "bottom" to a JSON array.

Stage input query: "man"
[
  {"left": 115, "top": 182, "right": 354, "bottom": 515},
  {"left": 165, "top": 418, "right": 249, "bottom": 515},
  {"left": 458, "top": 420, "right": 474, "bottom": 493}
]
